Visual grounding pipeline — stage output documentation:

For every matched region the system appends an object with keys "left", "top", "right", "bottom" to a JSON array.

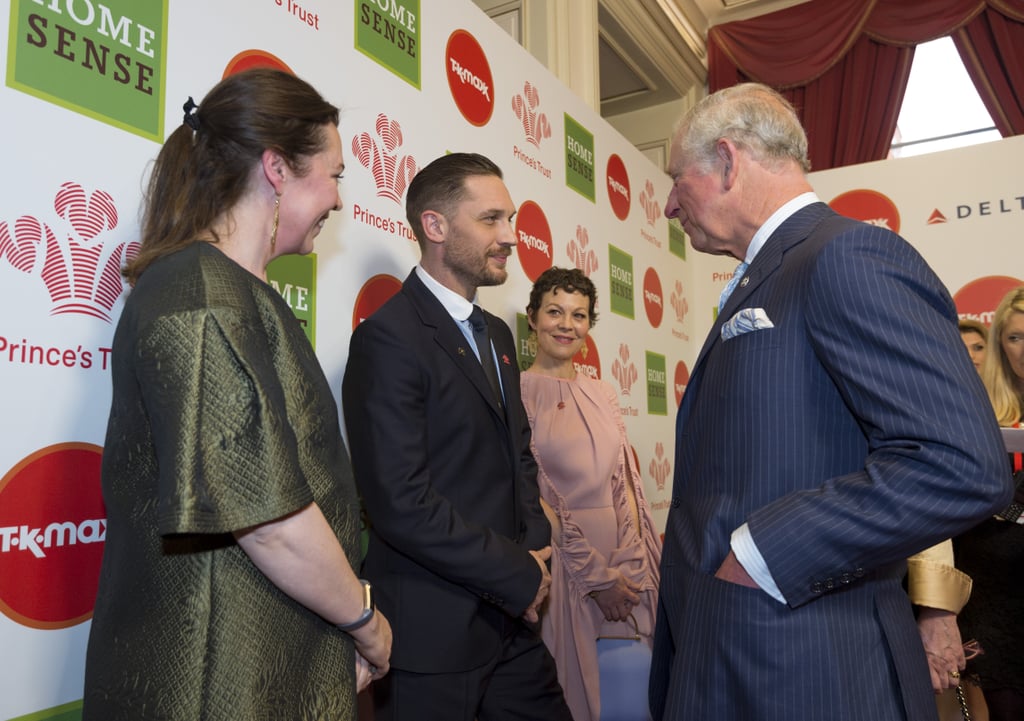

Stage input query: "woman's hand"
[
  {"left": 349, "top": 610, "right": 392, "bottom": 680},
  {"left": 589, "top": 575, "right": 642, "bottom": 622}
]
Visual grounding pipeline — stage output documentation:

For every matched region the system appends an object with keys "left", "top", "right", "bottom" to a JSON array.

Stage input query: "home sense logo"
[
  {"left": 446, "top": 28, "right": 493, "bottom": 126},
  {"left": 0, "top": 443, "right": 105, "bottom": 630},
  {"left": 608, "top": 245, "right": 634, "bottom": 319},
  {"left": 355, "top": 0, "right": 420, "bottom": 88},
  {"left": 0, "top": 182, "right": 137, "bottom": 322},
  {"left": 645, "top": 350, "right": 667, "bottom": 416},
  {"left": 266, "top": 253, "right": 317, "bottom": 348},
  {"left": 8, "top": 0, "right": 166, "bottom": 141},
  {"left": 564, "top": 114, "right": 595, "bottom": 201}
]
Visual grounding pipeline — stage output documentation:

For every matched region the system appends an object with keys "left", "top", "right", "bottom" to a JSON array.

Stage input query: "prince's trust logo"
[
  {"left": 352, "top": 113, "right": 419, "bottom": 205},
  {"left": 649, "top": 441, "right": 671, "bottom": 492},
  {"left": 612, "top": 343, "right": 638, "bottom": 396},
  {"left": 512, "top": 82, "right": 551, "bottom": 148},
  {"left": 639, "top": 180, "right": 661, "bottom": 227},
  {"left": 0, "top": 182, "right": 138, "bottom": 322},
  {"left": 566, "top": 225, "right": 598, "bottom": 276}
]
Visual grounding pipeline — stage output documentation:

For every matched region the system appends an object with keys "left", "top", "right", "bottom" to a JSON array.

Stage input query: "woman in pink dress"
[{"left": 521, "top": 267, "right": 662, "bottom": 721}]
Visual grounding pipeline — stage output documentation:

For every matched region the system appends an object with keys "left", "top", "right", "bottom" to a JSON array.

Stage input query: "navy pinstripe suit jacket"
[{"left": 650, "top": 203, "right": 1011, "bottom": 721}]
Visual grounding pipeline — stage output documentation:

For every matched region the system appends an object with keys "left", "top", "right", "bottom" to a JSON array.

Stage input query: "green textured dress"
[{"left": 83, "top": 243, "right": 361, "bottom": 720}]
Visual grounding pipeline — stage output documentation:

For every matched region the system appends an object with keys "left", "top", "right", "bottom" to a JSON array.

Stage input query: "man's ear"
[
  {"left": 716, "top": 139, "right": 737, "bottom": 188},
  {"left": 421, "top": 210, "right": 447, "bottom": 244},
  {"left": 261, "top": 149, "right": 288, "bottom": 195}
]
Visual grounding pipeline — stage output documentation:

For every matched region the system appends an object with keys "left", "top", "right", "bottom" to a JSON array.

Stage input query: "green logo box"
[
  {"left": 267, "top": 253, "right": 317, "bottom": 349},
  {"left": 645, "top": 350, "right": 667, "bottom": 416},
  {"left": 355, "top": 0, "right": 420, "bottom": 89},
  {"left": 564, "top": 113, "right": 595, "bottom": 201},
  {"left": 7, "top": 0, "right": 167, "bottom": 142},
  {"left": 669, "top": 221, "right": 686, "bottom": 260},
  {"left": 515, "top": 312, "right": 537, "bottom": 371},
  {"left": 608, "top": 244, "right": 634, "bottom": 319}
]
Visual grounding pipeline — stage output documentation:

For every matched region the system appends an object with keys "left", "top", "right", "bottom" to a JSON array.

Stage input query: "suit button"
[
  {"left": 854, "top": 568, "right": 865, "bottom": 578},
  {"left": 825, "top": 578, "right": 835, "bottom": 591},
  {"left": 671, "top": 498, "right": 680, "bottom": 508},
  {"left": 840, "top": 573, "right": 851, "bottom": 585},
  {"left": 811, "top": 582, "right": 823, "bottom": 594}
]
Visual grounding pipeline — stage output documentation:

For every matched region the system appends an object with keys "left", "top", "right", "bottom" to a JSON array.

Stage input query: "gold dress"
[{"left": 83, "top": 243, "right": 360, "bottom": 720}]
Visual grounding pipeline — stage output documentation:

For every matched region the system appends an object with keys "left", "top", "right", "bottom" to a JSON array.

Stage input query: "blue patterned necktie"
[{"left": 718, "top": 261, "right": 749, "bottom": 313}]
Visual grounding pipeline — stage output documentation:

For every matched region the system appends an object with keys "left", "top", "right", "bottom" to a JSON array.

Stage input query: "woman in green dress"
[{"left": 82, "top": 68, "right": 391, "bottom": 720}]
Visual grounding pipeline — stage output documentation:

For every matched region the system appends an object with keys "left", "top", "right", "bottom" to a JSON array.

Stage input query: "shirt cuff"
[{"left": 731, "top": 524, "right": 787, "bottom": 604}]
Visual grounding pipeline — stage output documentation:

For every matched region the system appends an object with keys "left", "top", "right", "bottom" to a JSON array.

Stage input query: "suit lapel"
[{"left": 403, "top": 271, "right": 508, "bottom": 423}]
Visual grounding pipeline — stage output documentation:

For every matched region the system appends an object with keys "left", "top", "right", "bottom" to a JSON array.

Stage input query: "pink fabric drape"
[{"left": 707, "top": 0, "right": 1024, "bottom": 170}]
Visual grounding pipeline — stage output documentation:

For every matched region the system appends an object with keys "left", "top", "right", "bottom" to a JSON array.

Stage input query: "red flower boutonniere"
[{"left": 502, "top": 354, "right": 511, "bottom": 365}]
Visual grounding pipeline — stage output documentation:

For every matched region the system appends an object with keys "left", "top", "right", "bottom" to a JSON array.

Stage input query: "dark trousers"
[{"left": 371, "top": 620, "right": 573, "bottom": 721}]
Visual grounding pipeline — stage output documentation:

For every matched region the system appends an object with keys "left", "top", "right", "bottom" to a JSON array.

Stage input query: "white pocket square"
[{"left": 721, "top": 307, "right": 775, "bottom": 340}]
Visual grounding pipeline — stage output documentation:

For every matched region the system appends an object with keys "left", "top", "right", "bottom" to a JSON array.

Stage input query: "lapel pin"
[
  {"left": 739, "top": 277, "right": 750, "bottom": 287},
  {"left": 457, "top": 347, "right": 466, "bottom": 356}
]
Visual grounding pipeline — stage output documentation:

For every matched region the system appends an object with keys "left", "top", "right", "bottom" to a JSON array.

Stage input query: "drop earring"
[{"left": 270, "top": 195, "right": 280, "bottom": 252}]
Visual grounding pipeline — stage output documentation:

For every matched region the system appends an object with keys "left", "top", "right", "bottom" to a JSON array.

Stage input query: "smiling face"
[
  {"left": 528, "top": 288, "right": 592, "bottom": 370},
  {"left": 439, "top": 174, "right": 517, "bottom": 297},
  {"left": 277, "top": 123, "right": 344, "bottom": 256}
]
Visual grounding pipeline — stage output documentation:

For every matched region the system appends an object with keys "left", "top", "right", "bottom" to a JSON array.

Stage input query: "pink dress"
[{"left": 521, "top": 371, "right": 662, "bottom": 721}]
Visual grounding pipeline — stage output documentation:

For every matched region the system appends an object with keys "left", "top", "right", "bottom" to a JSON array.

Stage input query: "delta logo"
[
  {"left": 648, "top": 441, "right": 671, "bottom": 491},
  {"left": 673, "top": 359, "right": 690, "bottom": 407},
  {"left": 611, "top": 343, "right": 638, "bottom": 396},
  {"left": 642, "top": 267, "right": 663, "bottom": 329},
  {"left": 8, "top": 0, "right": 167, "bottom": 142},
  {"left": 446, "top": 28, "right": 493, "bottom": 126},
  {"left": 0, "top": 443, "right": 105, "bottom": 629},
  {"left": 352, "top": 273, "right": 402, "bottom": 330},
  {"left": 515, "top": 200, "right": 553, "bottom": 282},
  {"left": 353, "top": 113, "right": 419, "bottom": 205},
  {"left": 567, "top": 225, "right": 599, "bottom": 277},
  {"left": 638, "top": 179, "right": 661, "bottom": 227},
  {"left": 606, "top": 154, "right": 630, "bottom": 221},
  {"left": 0, "top": 182, "right": 137, "bottom": 322},
  {"left": 954, "top": 275, "right": 1024, "bottom": 325},
  {"left": 927, "top": 195, "right": 1024, "bottom": 225},
  {"left": 828, "top": 189, "right": 901, "bottom": 233},
  {"left": 355, "top": 0, "right": 420, "bottom": 89}
]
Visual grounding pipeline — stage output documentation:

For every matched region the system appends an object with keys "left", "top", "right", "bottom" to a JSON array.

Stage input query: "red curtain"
[{"left": 707, "top": 0, "right": 1024, "bottom": 170}]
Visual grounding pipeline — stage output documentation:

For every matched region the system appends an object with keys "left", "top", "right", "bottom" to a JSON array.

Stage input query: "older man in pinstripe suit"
[{"left": 649, "top": 83, "right": 1012, "bottom": 721}]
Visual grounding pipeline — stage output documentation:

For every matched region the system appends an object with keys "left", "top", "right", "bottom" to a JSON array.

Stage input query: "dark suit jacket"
[
  {"left": 342, "top": 269, "right": 550, "bottom": 673},
  {"left": 649, "top": 203, "right": 1011, "bottom": 721}
]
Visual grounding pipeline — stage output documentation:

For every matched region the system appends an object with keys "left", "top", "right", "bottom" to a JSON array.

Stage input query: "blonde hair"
[{"left": 981, "top": 286, "right": 1024, "bottom": 425}]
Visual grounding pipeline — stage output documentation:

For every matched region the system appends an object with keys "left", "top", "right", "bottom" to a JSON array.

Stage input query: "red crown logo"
[
  {"left": 511, "top": 82, "right": 551, "bottom": 148},
  {"left": 670, "top": 279, "right": 688, "bottom": 323},
  {"left": 638, "top": 180, "right": 661, "bottom": 227},
  {"left": 566, "top": 225, "right": 598, "bottom": 276},
  {"left": 611, "top": 343, "right": 637, "bottom": 396},
  {"left": 0, "top": 182, "right": 137, "bottom": 322},
  {"left": 648, "top": 441, "right": 671, "bottom": 491},
  {"left": 352, "top": 114, "right": 419, "bottom": 205}
]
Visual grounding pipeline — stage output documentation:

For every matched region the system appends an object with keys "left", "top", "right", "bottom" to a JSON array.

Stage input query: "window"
[{"left": 890, "top": 36, "right": 1000, "bottom": 159}]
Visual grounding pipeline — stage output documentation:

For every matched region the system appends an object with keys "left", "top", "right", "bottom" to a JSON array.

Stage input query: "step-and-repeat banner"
[
  {"left": 0, "top": 2, "right": 690, "bottom": 718},
  {"left": 1, "top": 0, "right": 1021, "bottom": 716}
]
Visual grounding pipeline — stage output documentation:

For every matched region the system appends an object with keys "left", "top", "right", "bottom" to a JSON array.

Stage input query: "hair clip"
[{"left": 182, "top": 96, "right": 200, "bottom": 131}]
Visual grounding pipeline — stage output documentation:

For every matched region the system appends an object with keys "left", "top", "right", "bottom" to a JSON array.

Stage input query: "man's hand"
[
  {"left": 522, "top": 546, "right": 552, "bottom": 623},
  {"left": 714, "top": 549, "right": 761, "bottom": 589},
  {"left": 349, "top": 610, "right": 392, "bottom": 680},
  {"left": 917, "top": 607, "right": 966, "bottom": 693}
]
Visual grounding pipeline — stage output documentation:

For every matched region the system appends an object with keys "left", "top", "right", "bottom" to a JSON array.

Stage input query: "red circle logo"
[
  {"left": 515, "top": 200, "right": 553, "bottom": 282},
  {"left": 828, "top": 189, "right": 900, "bottom": 233},
  {"left": 642, "top": 267, "right": 664, "bottom": 328},
  {"left": 446, "top": 29, "right": 495, "bottom": 127},
  {"left": 0, "top": 443, "right": 105, "bottom": 629},
  {"left": 223, "top": 49, "right": 293, "bottom": 78},
  {"left": 674, "top": 360, "right": 690, "bottom": 407},
  {"left": 352, "top": 274, "right": 403, "bottom": 330},
  {"left": 606, "top": 154, "right": 631, "bottom": 221},
  {"left": 574, "top": 334, "right": 602, "bottom": 380},
  {"left": 954, "top": 275, "right": 1024, "bottom": 326}
]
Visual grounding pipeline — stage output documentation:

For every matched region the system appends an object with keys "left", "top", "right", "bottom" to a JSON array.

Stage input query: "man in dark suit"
[
  {"left": 649, "top": 83, "right": 1012, "bottom": 721},
  {"left": 342, "top": 153, "right": 572, "bottom": 721}
]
